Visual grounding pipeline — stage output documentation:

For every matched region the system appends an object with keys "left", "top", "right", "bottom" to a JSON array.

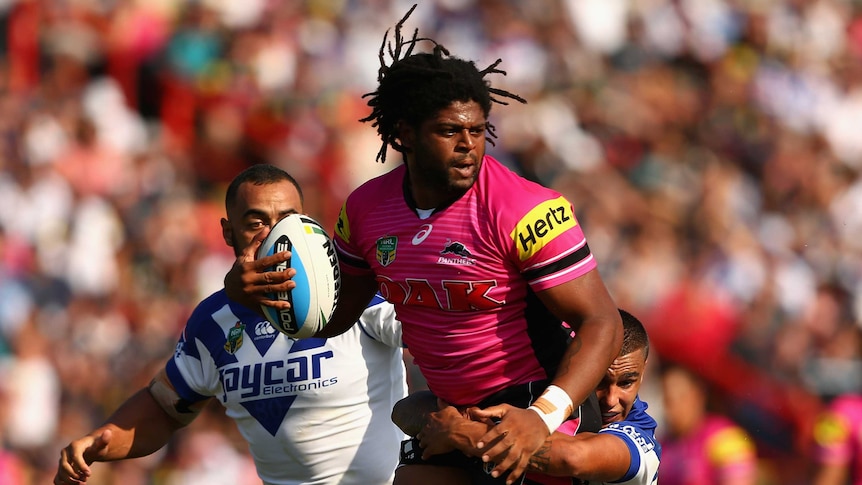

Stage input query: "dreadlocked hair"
[{"left": 360, "top": 4, "right": 526, "bottom": 163}]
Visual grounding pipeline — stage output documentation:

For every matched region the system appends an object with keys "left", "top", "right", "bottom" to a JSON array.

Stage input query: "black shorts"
[{"left": 399, "top": 437, "right": 510, "bottom": 484}]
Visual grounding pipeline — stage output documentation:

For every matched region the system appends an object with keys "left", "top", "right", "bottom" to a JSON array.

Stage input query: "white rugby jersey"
[{"left": 166, "top": 291, "right": 407, "bottom": 485}]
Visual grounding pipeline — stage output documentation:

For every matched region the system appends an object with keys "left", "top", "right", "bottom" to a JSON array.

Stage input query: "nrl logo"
[
  {"left": 376, "top": 236, "right": 397, "bottom": 267},
  {"left": 224, "top": 322, "right": 245, "bottom": 354}
]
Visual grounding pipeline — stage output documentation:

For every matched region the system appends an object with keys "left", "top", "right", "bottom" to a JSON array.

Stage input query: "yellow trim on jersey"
[
  {"left": 814, "top": 412, "right": 850, "bottom": 445},
  {"left": 509, "top": 196, "right": 578, "bottom": 261},
  {"left": 706, "top": 427, "right": 755, "bottom": 464},
  {"left": 335, "top": 202, "right": 351, "bottom": 242}
]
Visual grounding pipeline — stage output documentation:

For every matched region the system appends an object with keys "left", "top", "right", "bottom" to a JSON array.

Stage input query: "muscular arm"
[
  {"left": 471, "top": 269, "right": 621, "bottom": 482},
  {"left": 393, "top": 391, "right": 490, "bottom": 455},
  {"left": 529, "top": 432, "right": 631, "bottom": 481},
  {"left": 85, "top": 386, "right": 191, "bottom": 460},
  {"left": 314, "top": 271, "right": 379, "bottom": 337},
  {"left": 397, "top": 393, "right": 633, "bottom": 482},
  {"left": 450, "top": 419, "right": 635, "bottom": 483},
  {"left": 392, "top": 390, "right": 442, "bottom": 437},
  {"left": 55, "top": 371, "right": 209, "bottom": 484},
  {"left": 537, "top": 269, "right": 622, "bottom": 415}
]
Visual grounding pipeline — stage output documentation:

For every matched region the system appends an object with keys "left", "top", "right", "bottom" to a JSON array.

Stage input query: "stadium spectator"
[
  {"left": 811, "top": 395, "right": 862, "bottom": 484},
  {"left": 658, "top": 362, "right": 758, "bottom": 485}
]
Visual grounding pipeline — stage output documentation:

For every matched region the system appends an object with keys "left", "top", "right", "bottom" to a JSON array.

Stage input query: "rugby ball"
[{"left": 256, "top": 214, "right": 340, "bottom": 338}]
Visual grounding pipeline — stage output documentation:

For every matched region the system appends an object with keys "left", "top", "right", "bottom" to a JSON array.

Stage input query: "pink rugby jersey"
[
  {"left": 334, "top": 155, "right": 596, "bottom": 406},
  {"left": 814, "top": 394, "right": 862, "bottom": 484},
  {"left": 660, "top": 415, "right": 757, "bottom": 485}
]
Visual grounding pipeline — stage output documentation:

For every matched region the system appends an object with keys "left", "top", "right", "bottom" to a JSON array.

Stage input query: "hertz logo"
[{"left": 510, "top": 197, "right": 577, "bottom": 261}]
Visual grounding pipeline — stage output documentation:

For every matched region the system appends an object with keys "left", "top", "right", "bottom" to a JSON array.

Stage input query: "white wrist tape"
[{"left": 528, "top": 385, "right": 574, "bottom": 433}]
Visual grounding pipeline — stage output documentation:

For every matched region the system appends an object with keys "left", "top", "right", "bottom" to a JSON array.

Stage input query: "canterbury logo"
[{"left": 255, "top": 321, "right": 277, "bottom": 337}]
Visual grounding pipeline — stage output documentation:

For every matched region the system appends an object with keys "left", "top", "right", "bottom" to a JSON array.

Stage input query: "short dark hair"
[
  {"left": 619, "top": 309, "right": 650, "bottom": 361},
  {"left": 360, "top": 4, "right": 526, "bottom": 163},
  {"left": 225, "top": 164, "right": 303, "bottom": 213}
]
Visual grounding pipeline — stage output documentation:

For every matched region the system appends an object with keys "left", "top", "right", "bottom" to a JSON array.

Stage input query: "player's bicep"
[
  {"left": 148, "top": 368, "right": 210, "bottom": 426},
  {"left": 535, "top": 269, "right": 617, "bottom": 329}
]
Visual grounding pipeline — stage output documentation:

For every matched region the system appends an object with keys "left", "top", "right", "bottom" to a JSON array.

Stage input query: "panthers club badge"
[
  {"left": 224, "top": 322, "right": 245, "bottom": 354},
  {"left": 376, "top": 236, "right": 397, "bottom": 267}
]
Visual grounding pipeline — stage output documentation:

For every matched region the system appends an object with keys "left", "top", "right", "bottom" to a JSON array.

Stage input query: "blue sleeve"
[{"left": 599, "top": 421, "right": 661, "bottom": 484}]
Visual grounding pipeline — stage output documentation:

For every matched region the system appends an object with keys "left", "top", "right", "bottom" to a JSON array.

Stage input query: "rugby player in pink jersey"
[
  {"left": 812, "top": 394, "right": 862, "bottom": 485},
  {"left": 224, "top": 5, "right": 622, "bottom": 484}
]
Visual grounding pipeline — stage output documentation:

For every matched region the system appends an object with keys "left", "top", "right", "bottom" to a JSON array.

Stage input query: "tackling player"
[{"left": 54, "top": 164, "right": 408, "bottom": 485}]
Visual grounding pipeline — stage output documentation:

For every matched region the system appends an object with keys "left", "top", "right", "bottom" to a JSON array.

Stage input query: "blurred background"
[{"left": 0, "top": 0, "right": 860, "bottom": 483}]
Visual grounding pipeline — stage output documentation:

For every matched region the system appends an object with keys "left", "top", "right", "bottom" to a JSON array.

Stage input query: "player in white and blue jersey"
[{"left": 54, "top": 165, "right": 408, "bottom": 485}]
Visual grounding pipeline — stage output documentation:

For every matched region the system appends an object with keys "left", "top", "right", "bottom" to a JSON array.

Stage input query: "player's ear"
[
  {"left": 221, "top": 218, "right": 234, "bottom": 247},
  {"left": 395, "top": 121, "right": 414, "bottom": 149}
]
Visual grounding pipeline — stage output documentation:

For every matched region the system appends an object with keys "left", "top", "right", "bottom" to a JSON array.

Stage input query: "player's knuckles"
[
  {"left": 489, "top": 442, "right": 510, "bottom": 455},
  {"left": 499, "top": 447, "right": 524, "bottom": 465},
  {"left": 240, "top": 272, "right": 256, "bottom": 286},
  {"left": 276, "top": 281, "right": 293, "bottom": 291},
  {"left": 493, "top": 463, "right": 516, "bottom": 479},
  {"left": 491, "top": 444, "right": 510, "bottom": 457},
  {"left": 484, "top": 451, "right": 503, "bottom": 464},
  {"left": 497, "top": 456, "right": 517, "bottom": 471}
]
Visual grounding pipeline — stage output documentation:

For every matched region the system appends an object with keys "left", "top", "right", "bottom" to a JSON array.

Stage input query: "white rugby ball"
[{"left": 256, "top": 214, "right": 340, "bottom": 338}]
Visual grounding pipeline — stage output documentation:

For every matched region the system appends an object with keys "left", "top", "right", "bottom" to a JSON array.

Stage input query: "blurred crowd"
[{"left": 0, "top": 0, "right": 860, "bottom": 483}]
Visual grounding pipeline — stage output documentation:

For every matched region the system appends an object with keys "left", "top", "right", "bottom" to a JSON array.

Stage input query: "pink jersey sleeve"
[
  {"left": 332, "top": 170, "right": 396, "bottom": 277},
  {"left": 481, "top": 158, "right": 596, "bottom": 292}
]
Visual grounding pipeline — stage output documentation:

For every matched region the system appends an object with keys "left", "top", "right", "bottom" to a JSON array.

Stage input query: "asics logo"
[{"left": 412, "top": 224, "right": 433, "bottom": 245}]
